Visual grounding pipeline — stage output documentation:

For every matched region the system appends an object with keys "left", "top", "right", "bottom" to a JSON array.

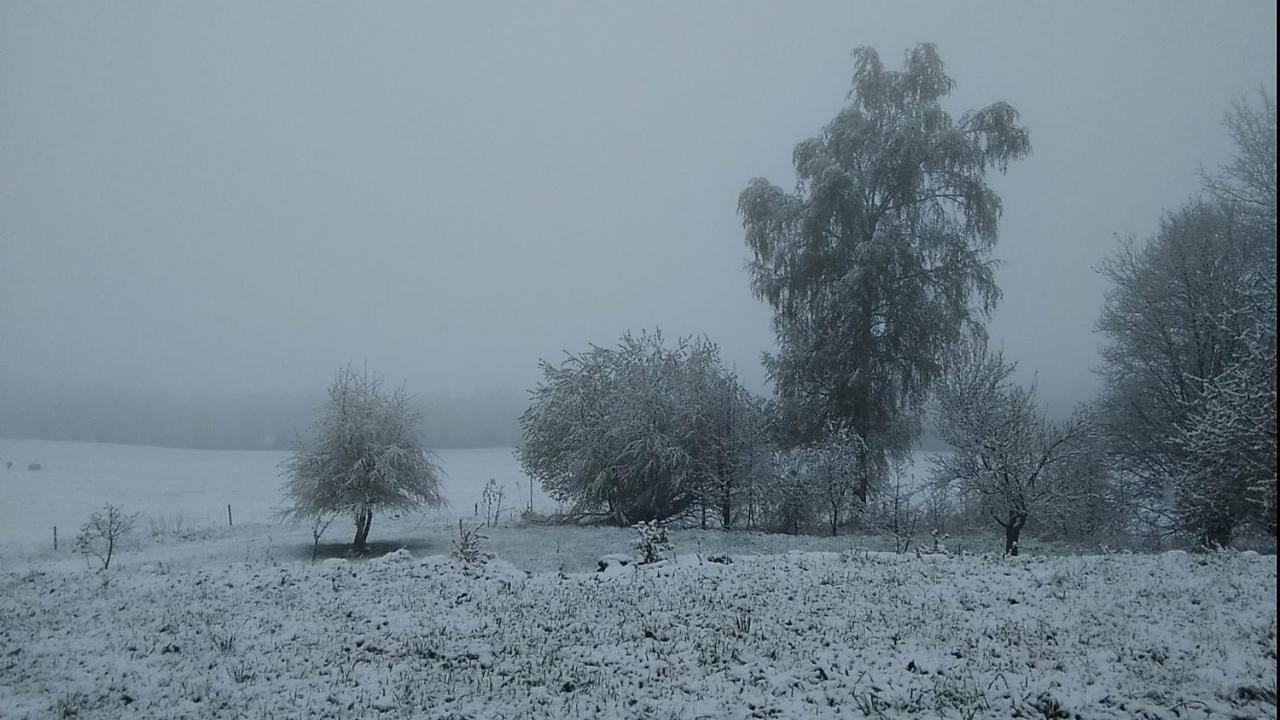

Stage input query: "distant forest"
[{"left": 0, "top": 379, "right": 527, "bottom": 450}]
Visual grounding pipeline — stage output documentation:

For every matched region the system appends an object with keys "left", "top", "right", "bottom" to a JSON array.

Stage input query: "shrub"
[
  {"left": 451, "top": 522, "right": 492, "bottom": 567},
  {"left": 633, "top": 521, "right": 672, "bottom": 564}
]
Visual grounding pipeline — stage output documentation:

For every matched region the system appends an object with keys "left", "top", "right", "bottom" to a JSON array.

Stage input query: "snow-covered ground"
[
  {"left": 1, "top": 548, "right": 1274, "bottom": 719},
  {"left": 0, "top": 440, "right": 1274, "bottom": 718},
  {"left": 0, "top": 439, "right": 557, "bottom": 554}
]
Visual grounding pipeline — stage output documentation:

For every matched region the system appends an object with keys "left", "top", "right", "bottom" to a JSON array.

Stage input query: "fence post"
[{"left": 227, "top": 504, "right": 233, "bottom": 527}]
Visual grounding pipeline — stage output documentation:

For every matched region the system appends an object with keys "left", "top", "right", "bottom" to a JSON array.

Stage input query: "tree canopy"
[
  {"left": 281, "top": 367, "right": 445, "bottom": 553},
  {"left": 738, "top": 43, "right": 1031, "bottom": 498},
  {"left": 1096, "top": 92, "right": 1276, "bottom": 546},
  {"left": 518, "top": 331, "right": 765, "bottom": 526}
]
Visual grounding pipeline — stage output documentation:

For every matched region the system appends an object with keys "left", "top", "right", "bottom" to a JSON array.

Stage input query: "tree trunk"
[
  {"left": 1003, "top": 511, "right": 1027, "bottom": 556},
  {"left": 855, "top": 441, "right": 869, "bottom": 505},
  {"left": 352, "top": 507, "right": 373, "bottom": 554},
  {"left": 830, "top": 504, "right": 840, "bottom": 537},
  {"left": 720, "top": 477, "right": 733, "bottom": 530}
]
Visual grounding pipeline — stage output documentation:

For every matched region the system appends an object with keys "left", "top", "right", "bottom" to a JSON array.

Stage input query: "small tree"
[
  {"left": 931, "top": 338, "right": 1091, "bottom": 555},
  {"left": 281, "top": 367, "right": 445, "bottom": 554},
  {"left": 309, "top": 514, "right": 336, "bottom": 563},
  {"left": 480, "top": 479, "right": 505, "bottom": 527},
  {"left": 874, "top": 460, "right": 921, "bottom": 553},
  {"left": 75, "top": 504, "right": 137, "bottom": 572}
]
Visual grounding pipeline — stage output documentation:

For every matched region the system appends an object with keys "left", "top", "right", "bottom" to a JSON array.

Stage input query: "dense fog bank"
[{"left": 0, "top": 379, "right": 524, "bottom": 450}]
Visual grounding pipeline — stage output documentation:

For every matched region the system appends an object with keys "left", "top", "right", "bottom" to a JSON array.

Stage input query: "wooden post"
[{"left": 227, "top": 504, "right": 233, "bottom": 527}]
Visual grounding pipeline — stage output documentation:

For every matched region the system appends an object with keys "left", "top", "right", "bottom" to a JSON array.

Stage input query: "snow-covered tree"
[
  {"left": 281, "top": 367, "right": 444, "bottom": 554},
  {"left": 1169, "top": 267, "right": 1277, "bottom": 542},
  {"left": 1200, "top": 90, "right": 1276, "bottom": 235},
  {"left": 930, "top": 338, "right": 1092, "bottom": 555},
  {"left": 797, "top": 428, "right": 877, "bottom": 536},
  {"left": 518, "top": 331, "right": 763, "bottom": 525},
  {"left": 759, "top": 449, "right": 818, "bottom": 535},
  {"left": 738, "top": 43, "right": 1031, "bottom": 500},
  {"left": 1097, "top": 93, "right": 1275, "bottom": 546}
]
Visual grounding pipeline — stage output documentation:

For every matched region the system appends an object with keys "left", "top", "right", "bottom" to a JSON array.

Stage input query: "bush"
[
  {"left": 633, "top": 521, "right": 672, "bottom": 564},
  {"left": 519, "top": 331, "right": 765, "bottom": 525},
  {"left": 451, "top": 522, "right": 492, "bottom": 567}
]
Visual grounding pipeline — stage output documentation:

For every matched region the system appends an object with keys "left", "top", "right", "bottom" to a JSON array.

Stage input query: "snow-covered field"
[
  {"left": 0, "top": 438, "right": 942, "bottom": 558},
  {"left": 2, "top": 440, "right": 1274, "bottom": 718},
  {"left": 2, "top": 548, "right": 1274, "bottom": 719},
  {"left": 0, "top": 439, "right": 556, "bottom": 554}
]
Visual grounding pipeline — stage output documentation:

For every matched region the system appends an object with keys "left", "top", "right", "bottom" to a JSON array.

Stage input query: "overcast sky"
[{"left": 2, "top": 1, "right": 1275, "bottom": 414}]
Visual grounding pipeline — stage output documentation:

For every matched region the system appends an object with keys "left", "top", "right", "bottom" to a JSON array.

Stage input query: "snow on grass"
[{"left": 1, "top": 549, "right": 1273, "bottom": 719}]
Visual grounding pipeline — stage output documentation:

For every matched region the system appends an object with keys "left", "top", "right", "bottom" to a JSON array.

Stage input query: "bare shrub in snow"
[
  {"left": 451, "top": 522, "right": 492, "bottom": 566},
  {"left": 147, "top": 512, "right": 186, "bottom": 540},
  {"left": 872, "top": 461, "right": 921, "bottom": 552},
  {"left": 281, "top": 366, "right": 445, "bottom": 555},
  {"left": 480, "top": 478, "right": 505, "bottom": 527},
  {"left": 632, "top": 520, "right": 672, "bottom": 564},
  {"left": 75, "top": 503, "right": 137, "bottom": 572}
]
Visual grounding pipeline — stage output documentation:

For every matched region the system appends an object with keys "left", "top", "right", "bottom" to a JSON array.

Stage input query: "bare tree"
[
  {"left": 75, "top": 504, "right": 138, "bottom": 572},
  {"left": 875, "top": 460, "right": 921, "bottom": 553},
  {"left": 480, "top": 479, "right": 505, "bottom": 527},
  {"left": 931, "top": 338, "right": 1091, "bottom": 555},
  {"left": 1200, "top": 90, "right": 1276, "bottom": 228},
  {"left": 1097, "top": 94, "right": 1276, "bottom": 546},
  {"left": 1169, "top": 268, "right": 1277, "bottom": 541},
  {"left": 309, "top": 515, "right": 335, "bottom": 563}
]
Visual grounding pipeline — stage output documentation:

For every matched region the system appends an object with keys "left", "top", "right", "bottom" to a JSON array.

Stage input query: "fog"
[{"left": 2, "top": 1, "right": 1275, "bottom": 447}]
